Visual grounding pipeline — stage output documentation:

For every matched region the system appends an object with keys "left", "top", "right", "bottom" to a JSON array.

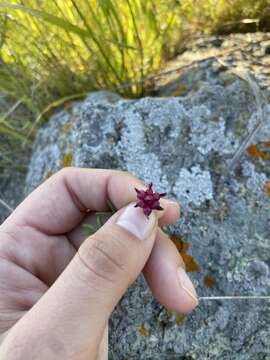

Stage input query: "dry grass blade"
[
  {"left": 226, "top": 70, "right": 267, "bottom": 172},
  {"left": 199, "top": 295, "right": 270, "bottom": 300},
  {"left": 0, "top": 99, "right": 22, "bottom": 123},
  {"left": 23, "top": 92, "right": 88, "bottom": 145},
  {"left": 0, "top": 197, "right": 13, "bottom": 213}
]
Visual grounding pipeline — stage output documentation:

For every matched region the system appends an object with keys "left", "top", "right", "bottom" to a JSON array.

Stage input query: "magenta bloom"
[{"left": 134, "top": 182, "right": 166, "bottom": 218}]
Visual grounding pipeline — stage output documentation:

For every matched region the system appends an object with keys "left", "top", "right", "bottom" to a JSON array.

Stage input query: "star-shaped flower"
[{"left": 134, "top": 182, "right": 166, "bottom": 218}]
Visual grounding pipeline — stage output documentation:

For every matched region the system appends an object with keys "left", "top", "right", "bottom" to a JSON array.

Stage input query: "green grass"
[
  {"left": 0, "top": 0, "right": 270, "bottom": 175},
  {"left": 183, "top": 0, "right": 270, "bottom": 35}
]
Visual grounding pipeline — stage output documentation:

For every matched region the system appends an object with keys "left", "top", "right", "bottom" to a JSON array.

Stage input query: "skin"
[{"left": 0, "top": 168, "right": 197, "bottom": 359}]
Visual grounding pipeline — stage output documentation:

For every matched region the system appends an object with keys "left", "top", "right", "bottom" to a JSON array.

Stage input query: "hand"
[{"left": 0, "top": 168, "right": 198, "bottom": 359}]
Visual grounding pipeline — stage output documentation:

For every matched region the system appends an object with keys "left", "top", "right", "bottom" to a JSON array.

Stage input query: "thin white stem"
[
  {"left": 0, "top": 198, "right": 13, "bottom": 213},
  {"left": 0, "top": 99, "right": 22, "bottom": 124},
  {"left": 199, "top": 296, "right": 270, "bottom": 300}
]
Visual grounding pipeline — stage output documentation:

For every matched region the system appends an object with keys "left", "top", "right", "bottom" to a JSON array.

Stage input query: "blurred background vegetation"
[{"left": 0, "top": 0, "right": 270, "bottom": 175}]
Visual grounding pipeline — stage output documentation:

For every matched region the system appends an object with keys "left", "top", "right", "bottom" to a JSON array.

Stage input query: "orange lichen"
[
  {"left": 171, "top": 235, "right": 201, "bottom": 273},
  {"left": 176, "top": 314, "right": 185, "bottom": 324},
  {"left": 61, "top": 152, "right": 73, "bottom": 168},
  {"left": 247, "top": 144, "right": 269, "bottom": 161},
  {"left": 63, "top": 122, "right": 73, "bottom": 133},
  {"left": 138, "top": 325, "right": 149, "bottom": 337},
  {"left": 62, "top": 114, "right": 78, "bottom": 133},
  {"left": 264, "top": 181, "right": 270, "bottom": 197},
  {"left": 63, "top": 102, "right": 72, "bottom": 111},
  {"left": 46, "top": 170, "right": 53, "bottom": 179},
  {"left": 171, "top": 83, "right": 186, "bottom": 97},
  {"left": 262, "top": 141, "right": 270, "bottom": 148},
  {"left": 212, "top": 116, "right": 220, "bottom": 123},
  {"left": 204, "top": 275, "right": 215, "bottom": 288}
]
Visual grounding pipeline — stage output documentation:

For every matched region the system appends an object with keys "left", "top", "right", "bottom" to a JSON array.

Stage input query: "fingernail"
[
  {"left": 160, "top": 198, "right": 180, "bottom": 213},
  {"left": 177, "top": 267, "right": 198, "bottom": 306},
  {"left": 116, "top": 203, "right": 157, "bottom": 240}
]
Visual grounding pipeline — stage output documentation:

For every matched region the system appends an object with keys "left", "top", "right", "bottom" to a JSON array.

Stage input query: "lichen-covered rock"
[{"left": 26, "top": 64, "right": 270, "bottom": 358}]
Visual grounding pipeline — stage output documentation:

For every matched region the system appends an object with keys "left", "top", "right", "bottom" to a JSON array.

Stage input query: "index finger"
[{"left": 3, "top": 168, "right": 179, "bottom": 235}]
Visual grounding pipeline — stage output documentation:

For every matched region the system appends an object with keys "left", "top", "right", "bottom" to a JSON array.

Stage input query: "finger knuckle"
[
  {"left": 0, "top": 229, "right": 17, "bottom": 261},
  {"left": 57, "top": 166, "right": 76, "bottom": 179},
  {"left": 78, "top": 230, "right": 127, "bottom": 284}
]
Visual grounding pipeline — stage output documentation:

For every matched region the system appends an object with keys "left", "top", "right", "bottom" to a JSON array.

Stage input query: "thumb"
[{"left": 1, "top": 203, "right": 158, "bottom": 359}]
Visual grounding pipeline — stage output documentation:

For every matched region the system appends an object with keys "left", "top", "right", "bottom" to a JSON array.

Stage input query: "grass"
[
  {"left": 0, "top": 0, "right": 270, "bottom": 176},
  {"left": 183, "top": 0, "right": 270, "bottom": 35}
]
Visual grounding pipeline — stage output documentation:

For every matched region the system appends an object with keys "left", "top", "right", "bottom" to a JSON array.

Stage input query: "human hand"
[{"left": 0, "top": 168, "right": 198, "bottom": 359}]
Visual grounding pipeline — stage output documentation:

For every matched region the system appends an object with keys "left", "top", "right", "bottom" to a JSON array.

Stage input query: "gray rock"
[
  {"left": 156, "top": 32, "right": 270, "bottom": 97},
  {"left": 26, "top": 49, "right": 270, "bottom": 359},
  {"left": 0, "top": 173, "right": 25, "bottom": 224}
]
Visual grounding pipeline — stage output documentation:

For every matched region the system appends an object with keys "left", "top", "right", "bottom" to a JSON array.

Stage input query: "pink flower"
[{"left": 134, "top": 182, "right": 166, "bottom": 218}]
